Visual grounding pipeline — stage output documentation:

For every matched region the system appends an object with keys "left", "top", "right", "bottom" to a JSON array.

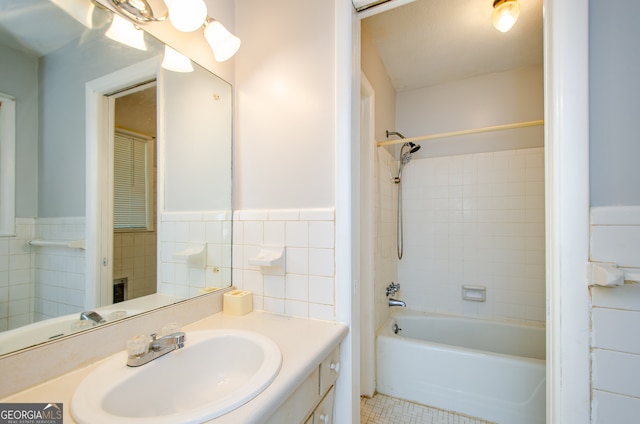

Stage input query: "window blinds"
[{"left": 114, "top": 132, "right": 148, "bottom": 229}]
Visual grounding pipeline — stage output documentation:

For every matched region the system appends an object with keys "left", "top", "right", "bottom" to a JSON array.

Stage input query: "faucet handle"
[
  {"left": 160, "top": 322, "right": 181, "bottom": 336},
  {"left": 127, "top": 334, "right": 150, "bottom": 356}
]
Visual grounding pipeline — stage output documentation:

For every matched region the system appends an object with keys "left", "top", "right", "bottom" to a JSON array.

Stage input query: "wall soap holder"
[
  {"left": 462, "top": 285, "right": 486, "bottom": 302},
  {"left": 173, "top": 244, "right": 206, "bottom": 268},
  {"left": 248, "top": 246, "right": 285, "bottom": 275}
]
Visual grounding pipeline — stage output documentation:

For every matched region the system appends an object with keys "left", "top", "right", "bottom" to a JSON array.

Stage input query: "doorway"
[
  {"left": 85, "top": 57, "right": 160, "bottom": 309},
  {"left": 111, "top": 83, "right": 158, "bottom": 302}
]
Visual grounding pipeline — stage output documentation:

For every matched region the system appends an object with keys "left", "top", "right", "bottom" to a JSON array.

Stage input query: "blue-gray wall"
[
  {"left": 0, "top": 44, "right": 38, "bottom": 218},
  {"left": 590, "top": 0, "right": 640, "bottom": 206}
]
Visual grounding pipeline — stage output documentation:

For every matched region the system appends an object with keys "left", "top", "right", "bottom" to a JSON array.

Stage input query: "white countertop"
[{"left": 1, "top": 311, "right": 348, "bottom": 423}]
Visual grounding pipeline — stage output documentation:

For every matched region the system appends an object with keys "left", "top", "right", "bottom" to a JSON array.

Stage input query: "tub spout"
[{"left": 388, "top": 298, "right": 406, "bottom": 308}]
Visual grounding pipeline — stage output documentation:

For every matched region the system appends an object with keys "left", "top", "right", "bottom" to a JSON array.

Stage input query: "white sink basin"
[{"left": 71, "top": 329, "right": 282, "bottom": 424}]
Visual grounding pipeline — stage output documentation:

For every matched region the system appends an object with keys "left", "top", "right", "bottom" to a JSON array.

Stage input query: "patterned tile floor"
[{"left": 360, "top": 393, "right": 494, "bottom": 424}]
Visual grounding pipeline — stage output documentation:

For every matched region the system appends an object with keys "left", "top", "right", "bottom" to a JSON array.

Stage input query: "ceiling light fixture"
[{"left": 491, "top": 0, "right": 520, "bottom": 33}]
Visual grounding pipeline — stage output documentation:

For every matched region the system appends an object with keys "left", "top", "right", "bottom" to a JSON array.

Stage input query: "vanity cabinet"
[{"left": 267, "top": 346, "right": 341, "bottom": 424}]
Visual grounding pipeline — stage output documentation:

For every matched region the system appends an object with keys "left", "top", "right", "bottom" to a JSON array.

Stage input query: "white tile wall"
[
  {"left": 0, "top": 218, "right": 35, "bottom": 331},
  {"left": 397, "top": 147, "right": 546, "bottom": 323},
  {"left": 32, "top": 217, "right": 86, "bottom": 322},
  {"left": 232, "top": 208, "right": 335, "bottom": 321},
  {"left": 591, "top": 206, "right": 640, "bottom": 421},
  {"left": 158, "top": 211, "right": 232, "bottom": 298}
]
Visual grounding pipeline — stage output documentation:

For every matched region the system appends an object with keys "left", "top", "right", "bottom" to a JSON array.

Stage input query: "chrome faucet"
[
  {"left": 386, "top": 282, "right": 400, "bottom": 297},
  {"left": 80, "top": 311, "right": 106, "bottom": 325},
  {"left": 388, "top": 298, "right": 406, "bottom": 307},
  {"left": 127, "top": 331, "right": 186, "bottom": 367}
]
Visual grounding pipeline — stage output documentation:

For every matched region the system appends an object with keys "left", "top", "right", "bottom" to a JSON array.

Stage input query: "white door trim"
[
  {"left": 359, "top": 72, "right": 376, "bottom": 397},
  {"left": 544, "top": 0, "right": 591, "bottom": 422},
  {"left": 85, "top": 57, "right": 160, "bottom": 308}
]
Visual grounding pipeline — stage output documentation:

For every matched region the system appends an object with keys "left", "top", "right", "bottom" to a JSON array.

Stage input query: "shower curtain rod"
[{"left": 376, "top": 119, "right": 544, "bottom": 147}]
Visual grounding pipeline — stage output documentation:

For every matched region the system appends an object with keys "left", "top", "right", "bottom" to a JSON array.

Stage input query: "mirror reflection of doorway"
[{"left": 111, "top": 83, "right": 157, "bottom": 303}]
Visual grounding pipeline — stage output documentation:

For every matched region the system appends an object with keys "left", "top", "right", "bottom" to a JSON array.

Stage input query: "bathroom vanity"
[{"left": 0, "top": 311, "right": 347, "bottom": 423}]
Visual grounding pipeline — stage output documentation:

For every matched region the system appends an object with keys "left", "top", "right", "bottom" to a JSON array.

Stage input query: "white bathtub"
[{"left": 376, "top": 310, "right": 546, "bottom": 423}]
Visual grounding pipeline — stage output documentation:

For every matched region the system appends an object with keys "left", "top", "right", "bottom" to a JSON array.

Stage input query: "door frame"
[{"left": 85, "top": 57, "right": 160, "bottom": 308}]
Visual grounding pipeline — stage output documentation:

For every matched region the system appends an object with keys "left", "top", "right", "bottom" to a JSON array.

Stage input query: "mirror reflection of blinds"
[{"left": 114, "top": 132, "right": 148, "bottom": 229}]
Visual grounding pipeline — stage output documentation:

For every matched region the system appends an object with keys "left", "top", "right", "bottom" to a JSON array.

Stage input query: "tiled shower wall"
[
  {"left": 397, "top": 147, "right": 546, "bottom": 324},
  {"left": 231, "top": 208, "right": 336, "bottom": 321}
]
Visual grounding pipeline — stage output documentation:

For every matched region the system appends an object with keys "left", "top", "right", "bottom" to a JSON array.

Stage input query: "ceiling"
[{"left": 361, "top": 0, "right": 543, "bottom": 92}]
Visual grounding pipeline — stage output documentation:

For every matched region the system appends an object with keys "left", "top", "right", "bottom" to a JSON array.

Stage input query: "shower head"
[{"left": 404, "top": 142, "right": 421, "bottom": 154}]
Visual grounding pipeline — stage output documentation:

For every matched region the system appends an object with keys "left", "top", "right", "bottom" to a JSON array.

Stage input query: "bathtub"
[{"left": 376, "top": 310, "right": 545, "bottom": 424}]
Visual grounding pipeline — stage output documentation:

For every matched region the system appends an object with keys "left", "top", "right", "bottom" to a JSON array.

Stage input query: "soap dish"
[{"left": 223, "top": 290, "right": 253, "bottom": 316}]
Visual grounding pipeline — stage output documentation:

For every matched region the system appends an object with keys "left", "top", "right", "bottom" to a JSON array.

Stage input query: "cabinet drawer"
[
  {"left": 319, "top": 346, "right": 340, "bottom": 395},
  {"left": 313, "top": 386, "right": 335, "bottom": 424}
]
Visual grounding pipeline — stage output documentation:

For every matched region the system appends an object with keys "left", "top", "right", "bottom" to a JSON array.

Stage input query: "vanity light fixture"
[
  {"left": 491, "top": 0, "right": 520, "bottom": 32},
  {"left": 105, "top": 14, "right": 147, "bottom": 51},
  {"left": 162, "top": 45, "right": 194, "bottom": 72},
  {"left": 164, "top": 0, "right": 208, "bottom": 32},
  {"left": 204, "top": 18, "right": 241, "bottom": 62},
  {"left": 108, "top": 0, "right": 241, "bottom": 61}
]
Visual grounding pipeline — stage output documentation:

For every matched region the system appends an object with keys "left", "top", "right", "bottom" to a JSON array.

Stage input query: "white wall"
[
  {"left": 397, "top": 65, "right": 544, "bottom": 158},
  {"left": 234, "top": 0, "right": 336, "bottom": 210},
  {"left": 361, "top": 21, "right": 396, "bottom": 145},
  {"left": 163, "top": 64, "right": 232, "bottom": 212}
]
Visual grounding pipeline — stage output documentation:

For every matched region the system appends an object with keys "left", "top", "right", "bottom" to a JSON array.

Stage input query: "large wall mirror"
[{"left": 0, "top": 0, "right": 232, "bottom": 356}]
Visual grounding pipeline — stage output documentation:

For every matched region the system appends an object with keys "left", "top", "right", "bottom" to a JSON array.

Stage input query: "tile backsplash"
[
  {"left": 159, "top": 211, "right": 232, "bottom": 298},
  {"left": 590, "top": 206, "right": 640, "bottom": 421},
  {"left": 231, "top": 208, "right": 336, "bottom": 321}
]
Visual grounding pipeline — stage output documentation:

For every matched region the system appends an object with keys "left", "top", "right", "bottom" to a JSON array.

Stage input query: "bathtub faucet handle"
[{"left": 386, "top": 282, "right": 401, "bottom": 297}]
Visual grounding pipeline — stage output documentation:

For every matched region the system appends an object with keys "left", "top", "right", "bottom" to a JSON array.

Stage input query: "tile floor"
[{"left": 360, "top": 393, "right": 494, "bottom": 424}]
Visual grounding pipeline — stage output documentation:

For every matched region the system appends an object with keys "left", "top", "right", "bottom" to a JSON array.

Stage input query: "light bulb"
[
  {"left": 204, "top": 20, "right": 241, "bottom": 62},
  {"left": 162, "top": 45, "right": 194, "bottom": 73},
  {"left": 492, "top": 0, "right": 520, "bottom": 33},
  {"left": 164, "top": 0, "right": 207, "bottom": 32},
  {"left": 106, "top": 14, "right": 147, "bottom": 51}
]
